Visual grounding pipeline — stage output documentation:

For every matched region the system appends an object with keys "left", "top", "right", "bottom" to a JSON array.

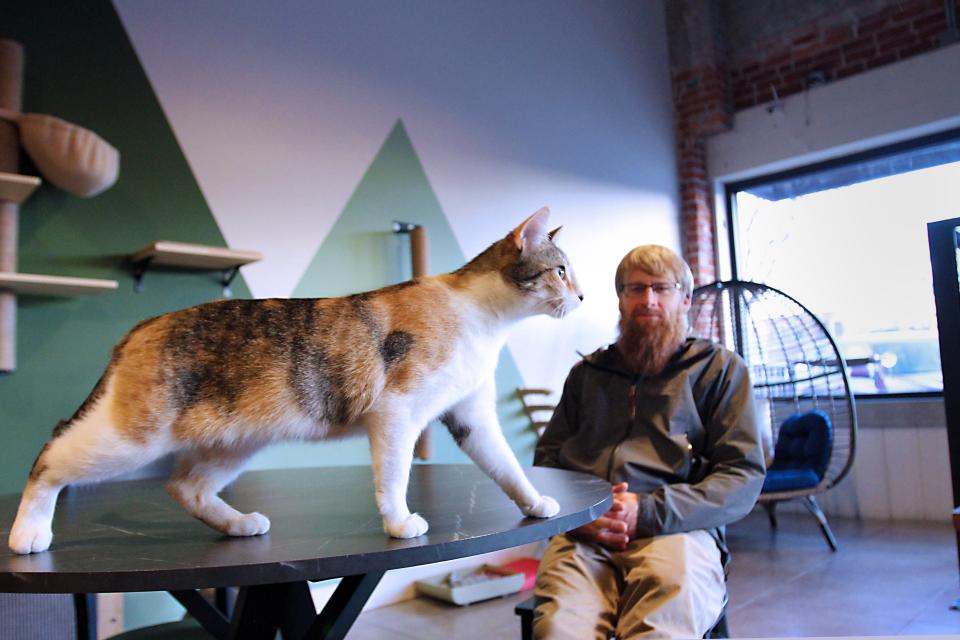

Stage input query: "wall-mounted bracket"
[
  {"left": 392, "top": 221, "right": 419, "bottom": 234},
  {"left": 131, "top": 255, "right": 153, "bottom": 293},
  {"left": 220, "top": 266, "right": 240, "bottom": 298},
  {"left": 129, "top": 241, "right": 261, "bottom": 298}
]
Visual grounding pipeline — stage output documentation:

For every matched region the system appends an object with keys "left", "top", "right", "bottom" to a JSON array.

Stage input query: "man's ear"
[{"left": 511, "top": 207, "right": 551, "bottom": 252}]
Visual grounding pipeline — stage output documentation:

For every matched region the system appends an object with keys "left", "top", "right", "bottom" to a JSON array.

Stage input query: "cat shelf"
[
  {"left": 129, "top": 240, "right": 262, "bottom": 296},
  {"left": 0, "top": 171, "right": 41, "bottom": 204},
  {"left": 0, "top": 272, "right": 118, "bottom": 296}
]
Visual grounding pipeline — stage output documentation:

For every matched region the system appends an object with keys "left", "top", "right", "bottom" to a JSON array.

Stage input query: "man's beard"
[{"left": 617, "top": 305, "right": 688, "bottom": 376}]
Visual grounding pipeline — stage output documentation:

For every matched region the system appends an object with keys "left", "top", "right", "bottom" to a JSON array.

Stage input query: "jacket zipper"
[{"left": 606, "top": 379, "right": 638, "bottom": 482}]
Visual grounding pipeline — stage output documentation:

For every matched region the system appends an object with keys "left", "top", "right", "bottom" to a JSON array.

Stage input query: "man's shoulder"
[
  {"left": 578, "top": 345, "right": 633, "bottom": 378},
  {"left": 677, "top": 337, "right": 748, "bottom": 371},
  {"left": 581, "top": 344, "right": 614, "bottom": 365}
]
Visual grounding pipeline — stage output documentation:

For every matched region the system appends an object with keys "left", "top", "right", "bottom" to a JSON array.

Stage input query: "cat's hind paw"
[
  {"left": 384, "top": 513, "right": 429, "bottom": 539},
  {"left": 8, "top": 522, "right": 53, "bottom": 555},
  {"left": 224, "top": 512, "right": 271, "bottom": 537},
  {"left": 521, "top": 495, "right": 559, "bottom": 519}
]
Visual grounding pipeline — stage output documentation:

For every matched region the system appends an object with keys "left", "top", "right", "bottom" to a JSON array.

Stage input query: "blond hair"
[{"left": 614, "top": 245, "right": 694, "bottom": 297}]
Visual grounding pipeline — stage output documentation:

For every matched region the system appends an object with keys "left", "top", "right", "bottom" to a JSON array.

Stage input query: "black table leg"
[
  {"left": 169, "top": 589, "right": 230, "bottom": 639},
  {"left": 169, "top": 570, "right": 384, "bottom": 640},
  {"left": 305, "top": 571, "right": 385, "bottom": 639},
  {"left": 230, "top": 581, "right": 316, "bottom": 639},
  {"left": 215, "top": 586, "right": 234, "bottom": 618},
  {"left": 73, "top": 593, "right": 97, "bottom": 640}
]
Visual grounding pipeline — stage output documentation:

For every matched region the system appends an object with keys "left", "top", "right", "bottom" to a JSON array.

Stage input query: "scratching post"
[
  {"left": 410, "top": 226, "right": 428, "bottom": 282},
  {"left": 0, "top": 39, "right": 23, "bottom": 373},
  {"left": 394, "top": 222, "right": 431, "bottom": 460},
  {"left": 410, "top": 225, "right": 430, "bottom": 460}
]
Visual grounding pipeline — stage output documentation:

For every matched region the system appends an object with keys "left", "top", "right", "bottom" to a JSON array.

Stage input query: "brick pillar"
[
  {"left": 674, "top": 66, "right": 729, "bottom": 285},
  {"left": 666, "top": 1, "right": 732, "bottom": 287}
]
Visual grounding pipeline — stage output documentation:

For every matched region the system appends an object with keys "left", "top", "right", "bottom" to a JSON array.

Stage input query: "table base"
[{"left": 172, "top": 572, "right": 385, "bottom": 640}]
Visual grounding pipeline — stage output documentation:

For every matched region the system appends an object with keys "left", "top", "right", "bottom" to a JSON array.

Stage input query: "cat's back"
[
  {"left": 115, "top": 282, "right": 465, "bottom": 364},
  {"left": 106, "top": 281, "right": 468, "bottom": 431},
  {"left": 116, "top": 298, "right": 321, "bottom": 361}
]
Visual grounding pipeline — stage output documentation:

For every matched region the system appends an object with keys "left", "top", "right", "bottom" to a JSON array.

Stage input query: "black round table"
[{"left": 0, "top": 464, "right": 611, "bottom": 639}]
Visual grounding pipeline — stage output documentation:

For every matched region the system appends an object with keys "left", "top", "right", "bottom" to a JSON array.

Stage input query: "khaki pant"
[{"left": 533, "top": 530, "right": 725, "bottom": 640}]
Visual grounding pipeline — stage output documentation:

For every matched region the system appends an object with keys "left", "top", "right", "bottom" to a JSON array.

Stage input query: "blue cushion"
[
  {"left": 761, "top": 410, "right": 833, "bottom": 493},
  {"left": 762, "top": 468, "right": 822, "bottom": 492}
]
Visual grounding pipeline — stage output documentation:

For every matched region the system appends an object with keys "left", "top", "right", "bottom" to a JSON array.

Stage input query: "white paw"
[
  {"left": 521, "top": 495, "right": 559, "bottom": 518},
  {"left": 8, "top": 522, "right": 53, "bottom": 555},
  {"left": 384, "top": 513, "right": 429, "bottom": 539},
  {"left": 224, "top": 512, "right": 271, "bottom": 537}
]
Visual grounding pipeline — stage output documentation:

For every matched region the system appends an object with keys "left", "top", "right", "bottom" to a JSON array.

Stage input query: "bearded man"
[{"left": 532, "top": 245, "right": 766, "bottom": 640}]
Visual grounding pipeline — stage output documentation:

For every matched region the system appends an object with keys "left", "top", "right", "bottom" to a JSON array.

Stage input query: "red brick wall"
[
  {"left": 671, "top": 0, "right": 957, "bottom": 284},
  {"left": 730, "top": 0, "right": 953, "bottom": 110},
  {"left": 672, "top": 63, "right": 730, "bottom": 285}
]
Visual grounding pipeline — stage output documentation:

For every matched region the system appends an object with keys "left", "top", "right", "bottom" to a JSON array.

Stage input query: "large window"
[{"left": 727, "top": 131, "right": 960, "bottom": 395}]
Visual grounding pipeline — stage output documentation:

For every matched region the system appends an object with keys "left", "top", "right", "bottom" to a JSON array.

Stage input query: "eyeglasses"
[{"left": 621, "top": 282, "right": 681, "bottom": 298}]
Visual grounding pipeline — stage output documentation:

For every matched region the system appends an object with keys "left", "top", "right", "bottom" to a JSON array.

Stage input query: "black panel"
[{"left": 926, "top": 217, "right": 960, "bottom": 577}]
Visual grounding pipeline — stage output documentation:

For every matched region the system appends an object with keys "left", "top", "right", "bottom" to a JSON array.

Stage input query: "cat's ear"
[
  {"left": 548, "top": 226, "right": 562, "bottom": 242},
  {"left": 511, "top": 207, "right": 551, "bottom": 252}
]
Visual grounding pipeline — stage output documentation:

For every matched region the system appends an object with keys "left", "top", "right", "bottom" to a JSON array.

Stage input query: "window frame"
[{"left": 721, "top": 127, "right": 960, "bottom": 400}]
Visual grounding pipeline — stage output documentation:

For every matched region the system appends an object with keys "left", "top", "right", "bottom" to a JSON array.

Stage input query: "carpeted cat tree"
[{"left": 0, "top": 38, "right": 119, "bottom": 372}]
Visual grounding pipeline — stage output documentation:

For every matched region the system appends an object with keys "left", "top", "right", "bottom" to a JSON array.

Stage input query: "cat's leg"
[
  {"left": 366, "top": 410, "right": 428, "bottom": 538},
  {"left": 8, "top": 461, "right": 65, "bottom": 555},
  {"left": 441, "top": 379, "right": 560, "bottom": 518},
  {"left": 165, "top": 444, "right": 269, "bottom": 537},
  {"left": 9, "top": 391, "right": 171, "bottom": 554}
]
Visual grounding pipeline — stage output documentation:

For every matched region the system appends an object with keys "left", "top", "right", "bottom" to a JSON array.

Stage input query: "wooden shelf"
[
  {"left": 0, "top": 272, "right": 118, "bottom": 296},
  {"left": 130, "top": 241, "right": 262, "bottom": 270},
  {"left": 129, "top": 241, "right": 262, "bottom": 295},
  {"left": 0, "top": 172, "right": 41, "bottom": 204}
]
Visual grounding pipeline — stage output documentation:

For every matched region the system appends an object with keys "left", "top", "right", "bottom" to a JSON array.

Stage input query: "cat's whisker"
[{"left": 547, "top": 297, "right": 578, "bottom": 319}]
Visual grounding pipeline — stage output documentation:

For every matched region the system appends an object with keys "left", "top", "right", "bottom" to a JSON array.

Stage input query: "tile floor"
[{"left": 344, "top": 509, "right": 960, "bottom": 638}]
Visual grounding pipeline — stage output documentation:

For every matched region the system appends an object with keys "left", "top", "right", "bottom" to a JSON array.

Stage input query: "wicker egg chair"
[{"left": 689, "top": 280, "right": 858, "bottom": 551}]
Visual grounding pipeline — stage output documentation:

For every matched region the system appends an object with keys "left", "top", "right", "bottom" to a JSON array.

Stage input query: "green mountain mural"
[{"left": 247, "top": 120, "right": 534, "bottom": 470}]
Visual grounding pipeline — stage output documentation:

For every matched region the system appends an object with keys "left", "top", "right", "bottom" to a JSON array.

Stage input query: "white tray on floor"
[{"left": 416, "top": 564, "right": 524, "bottom": 606}]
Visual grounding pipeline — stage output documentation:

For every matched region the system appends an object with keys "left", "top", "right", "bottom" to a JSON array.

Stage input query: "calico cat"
[{"left": 8, "top": 207, "right": 582, "bottom": 554}]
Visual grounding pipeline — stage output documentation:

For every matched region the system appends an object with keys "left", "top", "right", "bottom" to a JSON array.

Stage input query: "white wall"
[
  {"left": 112, "top": 0, "right": 680, "bottom": 398},
  {"left": 707, "top": 45, "right": 960, "bottom": 522},
  {"left": 707, "top": 45, "right": 960, "bottom": 184},
  {"left": 821, "top": 398, "right": 952, "bottom": 521}
]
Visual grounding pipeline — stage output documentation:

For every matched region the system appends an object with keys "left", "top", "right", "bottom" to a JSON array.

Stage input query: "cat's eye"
[{"left": 556, "top": 266, "right": 566, "bottom": 279}]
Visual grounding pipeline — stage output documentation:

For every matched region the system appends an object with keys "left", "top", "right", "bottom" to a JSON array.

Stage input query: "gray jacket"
[{"left": 535, "top": 337, "right": 766, "bottom": 558}]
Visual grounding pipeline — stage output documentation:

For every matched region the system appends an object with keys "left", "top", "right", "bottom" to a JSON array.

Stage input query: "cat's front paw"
[
  {"left": 384, "top": 513, "right": 429, "bottom": 539},
  {"left": 521, "top": 495, "right": 559, "bottom": 519},
  {"left": 224, "top": 512, "right": 271, "bottom": 537},
  {"left": 8, "top": 522, "right": 53, "bottom": 555}
]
